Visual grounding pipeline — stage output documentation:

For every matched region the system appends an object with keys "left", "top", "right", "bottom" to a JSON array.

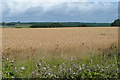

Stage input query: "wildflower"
[
  {"left": 82, "top": 64, "right": 85, "bottom": 67},
  {"left": 106, "top": 66, "right": 109, "bottom": 69},
  {"left": 70, "top": 57, "right": 74, "bottom": 61},
  {"left": 32, "top": 71, "right": 35, "bottom": 74},
  {"left": 71, "top": 76, "right": 74, "bottom": 78},
  {"left": 14, "top": 67, "right": 17, "bottom": 73},
  {"left": 36, "top": 73, "right": 39, "bottom": 76},
  {"left": 47, "top": 64, "right": 50, "bottom": 67},
  {"left": 82, "top": 64, "right": 85, "bottom": 70},
  {"left": 82, "top": 64, "right": 85, "bottom": 68},
  {"left": 59, "top": 66, "right": 63, "bottom": 69},
  {"left": 62, "top": 63, "right": 65, "bottom": 65},
  {"left": 116, "top": 61, "right": 117, "bottom": 64},
  {"left": 98, "top": 66, "right": 101, "bottom": 69},
  {"left": 101, "top": 69, "right": 104, "bottom": 71},
  {"left": 11, "top": 60, "right": 14, "bottom": 63},
  {"left": 73, "top": 72, "right": 76, "bottom": 75},
  {"left": 36, "top": 62, "right": 41, "bottom": 68},
  {"left": 11, "top": 77, "right": 15, "bottom": 78},
  {"left": 90, "top": 60, "right": 93, "bottom": 63},
  {"left": 32, "top": 71, "right": 39, "bottom": 75},
  {"left": 9, "top": 60, "right": 14, "bottom": 63},
  {"left": 48, "top": 73, "right": 51, "bottom": 75},
  {"left": 117, "top": 68, "right": 120, "bottom": 73},
  {"left": 6, "top": 58, "right": 8, "bottom": 61},
  {"left": 21, "top": 67, "right": 25, "bottom": 70},
  {"left": 54, "top": 66, "right": 56, "bottom": 68},
  {"left": 87, "top": 69, "right": 91, "bottom": 72},
  {"left": 96, "top": 64, "right": 99, "bottom": 67},
  {"left": 47, "top": 66, "right": 50, "bottom": 69},
  {"left": 43, "top": 67, "right": 47, "bottom": 70},
  {"left": 79, "top": 66, "right": 82, "bottom": 70}
]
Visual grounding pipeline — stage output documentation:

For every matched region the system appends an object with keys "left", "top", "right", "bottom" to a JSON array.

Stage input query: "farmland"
[{"left": 2, "top": 27, "right": 119, "bottom": 78}]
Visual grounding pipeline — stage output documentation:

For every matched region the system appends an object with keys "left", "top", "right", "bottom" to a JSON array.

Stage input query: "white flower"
[
  {"left": 37, "top": 62, "right": 41, "bottom": 66},
  {"left": 54, "top": 66, "right": 56, "bottom": 68},
  {"left": 73, "top": 72, "right": 76, "bottom": 74},
  {"left": 106, "top": 66, "right": 109, "bottom": 69},
  {"left": 43, "top": 67, "right": 47, "bottom": 70},
  {"left": 87, "top": 69, "right": 91, "bottom": 72},
  {"left": 21, "top": 67, "right": 25, "bottom": 70},
  {"left": 11, "top": 60, "right": 14, "bottom": 63},
  {"left": 47, "top": 64, "right": 50, "bottom": 67},
  {"left": 6, "top": 58, "right": 8, "bottom": 61},
  {"left": 101, "top": 69, "right": 104, "bottom": 71},
  {"left": 70, "top": 57, "right": 74, "bottom": 61},
  {"left": 36, "top": 73, "right": 39, "bottom": 76},
  {"left": 59, "top": 66, "right": 62, "bottom": 69},
  {"left": 82, "top": 64, "right": 85, "bottom": 67},
  {"left": 36, "top": 62, "right": 41, "bottom": 68},
  {"left": 14, "top": 67, "right": 17, "bottom": 72},
  {"left": 62, "top": 63, "right": 65, "bottom": 65},
  {"left": 9, "top": 60, "right": 14, "bottom": 63},
  {"left": 90, "top": 60, "right": 93, "bottom": 62},
  {"left": 48, "top": 73, "right": 51, "bottom": 75},
  {"left": 11, "top": 77, "right": 15, "bottom": 78},
  {"left": 79, "top": 67, "right": 82, "bottom": 70}
]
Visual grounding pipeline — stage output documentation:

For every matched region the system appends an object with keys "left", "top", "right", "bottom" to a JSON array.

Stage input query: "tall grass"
[{"left": 2, "top": 43, "right": 118, "bottom": 79}]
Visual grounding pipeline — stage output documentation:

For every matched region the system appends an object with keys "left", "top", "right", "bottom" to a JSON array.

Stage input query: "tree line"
[
  {"left": 29, "top": 23, "right": 87, "bottom": 28},
  {"left": 2, "top": 19, "right": 120, "bottom": 28}
]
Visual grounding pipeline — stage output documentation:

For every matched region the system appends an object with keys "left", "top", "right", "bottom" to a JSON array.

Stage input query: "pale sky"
[
  {"left": 1, "top": 0, "right": 119, "bottom": 23},
  {"left": 1, "top": 0, "right": 119, "bottom": 2}
]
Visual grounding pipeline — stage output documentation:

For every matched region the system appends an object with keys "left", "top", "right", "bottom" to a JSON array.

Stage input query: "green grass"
[
  {"left": 2, "top": 43, "right": 119, "bottom": 79},
  {"left": 2, "top": 55, "right": 118, "bottom": 78}
]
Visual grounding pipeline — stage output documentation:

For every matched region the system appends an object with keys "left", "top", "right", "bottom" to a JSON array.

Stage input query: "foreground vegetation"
[{"left": 2, "top": 43, "right": 119, "bottom": 79}]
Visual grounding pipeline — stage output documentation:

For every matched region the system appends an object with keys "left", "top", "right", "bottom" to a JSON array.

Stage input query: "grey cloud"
[{"left": 2, "top": 2, "right": 118, "bottom": 23}]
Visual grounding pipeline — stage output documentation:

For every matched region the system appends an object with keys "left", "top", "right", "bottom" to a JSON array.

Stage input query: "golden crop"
[{"left": 2, "top": 27, "right": 118, "bottom": 59}]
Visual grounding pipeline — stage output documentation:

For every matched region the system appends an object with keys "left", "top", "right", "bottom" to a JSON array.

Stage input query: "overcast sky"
[{"left": 1, "top": 0, "right": 119, "bottom": 23}]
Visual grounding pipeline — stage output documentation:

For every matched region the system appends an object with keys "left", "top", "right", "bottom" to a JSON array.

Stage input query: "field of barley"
[{"left": 2, "top": 27, "right": 119, "bottom": 78}]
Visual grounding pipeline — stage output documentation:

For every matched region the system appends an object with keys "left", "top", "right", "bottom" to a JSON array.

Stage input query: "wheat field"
[{"left": 2, "top": 27, "right": 118, "bottom": 59}]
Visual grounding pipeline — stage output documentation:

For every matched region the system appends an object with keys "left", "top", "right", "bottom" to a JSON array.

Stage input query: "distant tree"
[
  {"left": 50, "top": 23, "right": 63, "bottom": 27},
  {"left": 30, "top": 25, "right": 48, "bottom": 28},
  {"left": 17, "top": 21, "right": 20, "bottom": 24},
  {"left": 6, "top": 22, "right": 16, "bottom": 26},
  {"left": 78, "top": 24, "right": 87, "bottom": 27},
  {"left": 2, "top": 22, "right": 6, "bottom": 25},
  {"left": 111, "top": 19, "right": 120, "bottom": 26},
  {"left": 17, "top": 21, "right": 20, "bottom": 25}
]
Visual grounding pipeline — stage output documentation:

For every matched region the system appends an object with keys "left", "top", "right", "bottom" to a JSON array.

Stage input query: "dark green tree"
[
  {"left": 111, "top": 19, "right": 120, "bottom": 26},
  {"left": 2, "top": 22, "right": 6, "bottom": 25},
  {"left": 78, "top": 24, "right": 87, "bottom": 27},
  {"left": 50, "top": 23, "right": 63, "bottom": 28},
  {"left": 30, "top": 25, "right": 48, "bottom": 28}
]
